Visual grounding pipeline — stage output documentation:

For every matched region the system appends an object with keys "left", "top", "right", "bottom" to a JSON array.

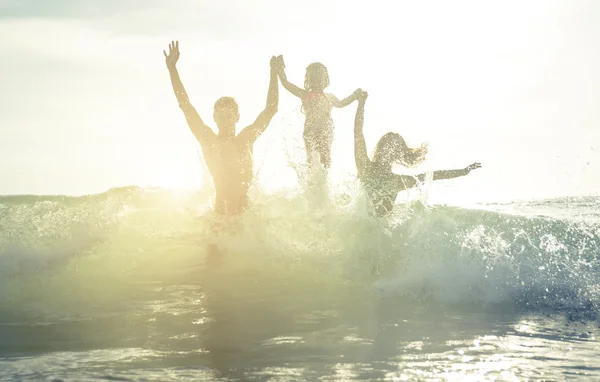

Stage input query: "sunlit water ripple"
[{"left": 1, "top": 187, "right": 599, "bottom": 381}]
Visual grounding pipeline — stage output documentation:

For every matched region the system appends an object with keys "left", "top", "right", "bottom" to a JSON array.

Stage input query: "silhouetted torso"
[
  {"left": 303, "top": 91, "right": 334, "bottom": 136},
  {"left": 360, "top": 164, "right": 401, "bottom": 217},
  {"left": 201, "top": 134, "right": 254, "bottom": 215},
  {"left": 163, "top": 43, "right": 279, "bottom": 216}
]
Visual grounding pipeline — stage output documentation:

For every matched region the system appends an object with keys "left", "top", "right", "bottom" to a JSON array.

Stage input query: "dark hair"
[
  {"left": 372, "top": 132, "right": 428, "bottom": 167},
  {"left": 214, "top": 97, "right": 238, "bottom": 114},
  {"left": 304, "top": 62, "right": 330, "bottom": 91}
]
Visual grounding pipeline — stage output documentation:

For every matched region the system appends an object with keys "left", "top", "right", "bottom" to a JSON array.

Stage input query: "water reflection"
[{"left": 2, "top": 265, "right": 600, "bottom": 381}]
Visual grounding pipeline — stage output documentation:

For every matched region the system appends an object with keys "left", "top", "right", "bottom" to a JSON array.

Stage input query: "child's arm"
[
  {"left": 354, "top": 91, "right": 371, "bottom": 178},
  {"left": 277, "top": 56, "right": 307, "bottom": 98},
  {"left": 331, "top": 88, "right": 361, "bottom": 108},
  {"left": 395, "top": 163, "right": 482, "bottom": 191},
  {"left": 423, "top": 163, "right": 481, "bottom": 182}
]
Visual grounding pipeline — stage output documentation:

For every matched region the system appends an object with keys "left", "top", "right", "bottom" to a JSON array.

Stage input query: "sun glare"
[
  {"left": 147, "top": 161, "right": 200, "bottom": 191},
  {"left": 155, "top": 170, "right": 188, "bottom": 189}
]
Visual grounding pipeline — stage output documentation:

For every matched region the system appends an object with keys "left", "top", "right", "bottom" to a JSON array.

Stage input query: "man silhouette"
[{"left": 164, "top": 41, "right": 280, "bottom": 215}]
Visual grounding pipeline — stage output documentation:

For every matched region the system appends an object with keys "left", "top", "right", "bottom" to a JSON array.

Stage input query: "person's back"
[
  {"left": 360, "top": 163, "right": 403, "bottom": 216},
  {"left": 163, "top": 41, "right": 280, "bottom": 216},
  {"left": 353, "top": 90, "right": 481, "bottom": 217},
  {"left": 302, "top": 91, "right": 333, "bottom": 124},
  {"left": 276, "top": 59, "right": 361, "bottom": 170}
]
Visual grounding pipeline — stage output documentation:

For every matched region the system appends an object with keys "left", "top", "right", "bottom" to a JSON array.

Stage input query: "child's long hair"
[
  {"left": 372, "top": 132, "right": 428, "bottom": 167},
  {"left": 304, "top": 62, "right": 330, "bottom": 92}
]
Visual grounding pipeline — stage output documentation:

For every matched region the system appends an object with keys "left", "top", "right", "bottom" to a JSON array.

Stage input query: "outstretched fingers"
[
  {"left": 468, "top": 162, "right": 482, "bottom": 172},
  {"left": 168, "top": 41, "right": 177, "bottom": 54},
  {"left": 163, "top": 40, "right": 181, "bottom": 68}
]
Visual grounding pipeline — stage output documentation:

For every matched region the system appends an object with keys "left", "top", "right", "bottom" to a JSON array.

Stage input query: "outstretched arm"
[
  {"left": 331, "top": 89, "right": 361, "bottom": 108},
  {"left": 394, "top": 163, "right": 482, "bottom": 192},
  {"left": 354, "top": 91, "right": 371, "bottom": 177},
  {"left": 239, "top": 56, "right": 279, "bottom": 144},
  {"left": 277, "top": 56, "right": 307, "bottom": 99},
  {"left": 421, "top": 162, "right": 482, "bottom": 182},
  {"left": 164, "top": 41, "right": 215, "bottom": 144},
  {"left": 397, "top": 162, "right": 482, "bottom": 189}
]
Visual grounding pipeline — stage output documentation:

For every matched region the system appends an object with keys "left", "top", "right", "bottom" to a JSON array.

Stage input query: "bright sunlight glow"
[{"left": 0, "top": 0, "right": 598, "bottom": 205}]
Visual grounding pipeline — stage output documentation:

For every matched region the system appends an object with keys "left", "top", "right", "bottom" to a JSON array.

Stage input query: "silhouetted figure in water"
[
  {"left": 164, "top": 41, "right": 280, "bottom": 215},
  {"left": 276, "top": 57, "right": 361, "bottom": 170},
  {"left": 353, "top": 91, "right": 481, "bottom": 216}
]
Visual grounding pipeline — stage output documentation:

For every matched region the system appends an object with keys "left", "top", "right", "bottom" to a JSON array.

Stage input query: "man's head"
[{"left": 213, "top": 97, "right": 240, "bottom": 134}]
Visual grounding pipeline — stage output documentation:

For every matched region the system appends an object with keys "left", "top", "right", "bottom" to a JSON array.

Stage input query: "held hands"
[
  {"left": 270, "top": 55, "right": 284, "bottom": 72},
  {"left": 163, "top": 41, "right": 180, "bottom": 69},
  {"left": 271, "top": 55, "right": 285, "bottom": 75},
  {"left": 464, "top": 162, "right": 482, "bottom": 174},
  {"left": 357, "top": 89, "right": 368, "bottom": 103}
]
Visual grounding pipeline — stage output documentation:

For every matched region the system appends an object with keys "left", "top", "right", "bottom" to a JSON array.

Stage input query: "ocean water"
[{"left": 1, "top": 184, "right": 599, "bottom": 381}]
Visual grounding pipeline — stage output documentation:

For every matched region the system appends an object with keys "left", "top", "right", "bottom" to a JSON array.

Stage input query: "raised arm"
[
  {"left": 354, "top": 91, "right": 371, "bottom": 177},
  {"left": 276, "top": 56, "right": 307, "bottom": 99},
  {"left": 238, "top": 56, "right": 280, "bottom": 144},
  {"left": 164, "top": 41, "right": 215, "bottom": 144},
  {"left": 331, "top": 88, "right": 361, "bottom": 108}
]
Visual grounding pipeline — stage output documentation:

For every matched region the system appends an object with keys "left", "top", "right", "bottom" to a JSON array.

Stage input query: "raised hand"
[
  {"left": 163, "top": 40, "right": 180, "bottom": 69},
  {"left": 465, "top": 162, "right": 482, "bottom": 173}
]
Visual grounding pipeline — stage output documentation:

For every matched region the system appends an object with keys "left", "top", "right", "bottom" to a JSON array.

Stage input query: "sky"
[{"left": 1, "top": 0, "right": 599, "bottom": 204}]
